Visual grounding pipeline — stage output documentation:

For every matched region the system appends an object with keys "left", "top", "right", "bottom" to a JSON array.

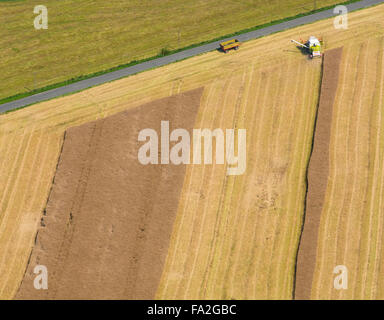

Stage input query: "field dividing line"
[
  {"left": 157, "top": 88, "right": 207, "bottom": 296},
  {"left": 311, "top": 46, "right": 351, "bottom": 299},
  {"left": 185, "top": 77, "right": 231, "bottom": 298},
  {"left": 51, "top": 120, "right": 107, "bottom": 299},
  {"left": 184, "top": 69, "right": 250, "bottom": 298},
  {"left": 280, "top": 61, "right": 317, "bottom": 298},
  {"left": 159, "top": 81, "right": 217, "bottom": 298},
  {"left": 290, "top": 70, "right": 321, "bottom": 298},
  {"left": 13, "top": 133, "right": 56, "bottom": 299},
  {"left": 295, "top": 47, "right": 346, "bottom": 299},
  {"left": 183, "top": 74, "right": 238, "bottom": 298},
  {"left": 280, "top": 60, "right": 314, "bottom": 297},
  {"left": 314, "top": 46, "right": 354, "bottom": 299},
  {"left": 175, "top": 79, "right": 227, "bottom": 299}
]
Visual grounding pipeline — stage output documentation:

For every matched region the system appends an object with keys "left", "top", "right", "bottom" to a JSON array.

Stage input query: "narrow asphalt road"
[{"left": 1, "top": 0, "right": 383, "bottom": 114}]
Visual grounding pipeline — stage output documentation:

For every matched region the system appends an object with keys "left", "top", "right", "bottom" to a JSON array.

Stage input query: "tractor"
[{"left": 220, "top": 39, "right": 241, "bottom": 53}]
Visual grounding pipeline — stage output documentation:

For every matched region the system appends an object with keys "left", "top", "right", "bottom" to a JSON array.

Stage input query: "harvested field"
[
  {"left": 311, "top": 36, "right": 384, "bottom": 299},
  {"left": 0, "top": 4, "right": 383, "bottom": 299},
  {"left": 156, "top": 61, "right": 320, "bottom": 299},
  {"left": 295, "top": 47, "right": 343, "bottom": 300},
  {"left": 0, "top": 39, "right": 322, "bottom": 300},
  {"left": 16, "top": 89, "right": 203, "bottom": 299}
]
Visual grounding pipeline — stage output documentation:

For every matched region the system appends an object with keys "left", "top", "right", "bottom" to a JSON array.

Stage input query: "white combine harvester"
[{"left": 291, "top": 36, "right": 323, "bottom": 59}]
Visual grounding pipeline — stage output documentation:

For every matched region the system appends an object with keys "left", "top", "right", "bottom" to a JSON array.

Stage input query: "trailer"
[{"left": 220, "top": 39, "right": 241, "bottom": 53}]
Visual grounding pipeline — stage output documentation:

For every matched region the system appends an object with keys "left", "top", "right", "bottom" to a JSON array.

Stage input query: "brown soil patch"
[
  {"left": 16, "top": 88, "right": 203, "bottom": 299},
  {"left": 295, "top": 48, "right": 343, "bottom": 300}
]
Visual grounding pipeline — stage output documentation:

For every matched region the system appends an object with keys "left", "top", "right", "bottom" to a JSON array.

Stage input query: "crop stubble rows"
[
  {"left": 312, "top": 36, "right": 384, "bottom": 299},
  {"left": 0, "top": 5, "right": 383, "bottom": 299}
]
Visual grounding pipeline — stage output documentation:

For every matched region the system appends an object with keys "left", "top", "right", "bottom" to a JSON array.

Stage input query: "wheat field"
[
  {"left": 0, "top": 3, "right": 383, "bottom": 299},
  {"left": 311, "top": 35, "right": 384, "bottom": 299}
]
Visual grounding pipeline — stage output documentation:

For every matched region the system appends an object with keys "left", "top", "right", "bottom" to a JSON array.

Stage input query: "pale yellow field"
[
  {"left": 0, "top": 4, "right": 383, "bottom": 299},
  {"left": 156, "top": 56, "right": 320, "bottom": 300},
  {"left": 311, "top": 36, "right": 384, "bottom": 299}
]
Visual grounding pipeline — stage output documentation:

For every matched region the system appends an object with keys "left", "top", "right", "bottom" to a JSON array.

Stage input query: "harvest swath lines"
[
  {"left": 157, "top": 58, "right": 321, "bottom": 299},
  {"left": 0, "top": 3, "right": 383, "bottom": 299},
  {"left": 312, "top": 37, "right": 384, "bottom": 299}
]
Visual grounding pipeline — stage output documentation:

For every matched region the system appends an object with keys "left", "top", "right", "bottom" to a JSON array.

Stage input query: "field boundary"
[
  {"left": 294, "top": 47, "right": 344, "bottom": 300},
  {"left": 2, "top": 0, "right": 382, "bottom": 114}
]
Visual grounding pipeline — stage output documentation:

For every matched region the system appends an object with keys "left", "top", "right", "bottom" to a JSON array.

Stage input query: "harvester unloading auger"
[{"left": 291, "top": 36, "right": 324, "bottom": 59}]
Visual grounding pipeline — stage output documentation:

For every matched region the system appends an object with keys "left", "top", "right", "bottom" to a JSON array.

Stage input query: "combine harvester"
[{"left": 291, "top": 36, "right": 323, "bottom": 59}]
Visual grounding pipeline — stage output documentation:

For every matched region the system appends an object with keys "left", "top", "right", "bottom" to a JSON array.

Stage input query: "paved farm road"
[{"left": 1, "top": 0, "right": 383, "bottom": 114}]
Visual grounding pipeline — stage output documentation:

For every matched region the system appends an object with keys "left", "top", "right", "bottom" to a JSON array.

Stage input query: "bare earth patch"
[
  {"left": 16, "top": 88, "right": 203, "bottom": 299},
  {"left": 294, "top": 48, "right": 344, "bottom": 300}
]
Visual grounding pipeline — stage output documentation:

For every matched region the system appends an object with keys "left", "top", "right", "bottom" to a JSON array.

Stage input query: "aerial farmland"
[{"left": 0, "top": 0, "right": 384, "bottom": 307}]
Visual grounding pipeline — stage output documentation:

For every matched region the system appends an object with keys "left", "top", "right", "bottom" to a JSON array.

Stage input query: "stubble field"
[
  {"left": 0, "top": 4, "right": 383, "bottom": 299},
  {"left": 311, "top": 33, "right": 384, "bottom": 300}
]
